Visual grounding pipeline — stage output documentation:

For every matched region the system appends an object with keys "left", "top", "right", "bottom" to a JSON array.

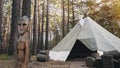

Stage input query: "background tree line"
[{"left": 0, "top": 0, "right": 120, "bottom": 56}]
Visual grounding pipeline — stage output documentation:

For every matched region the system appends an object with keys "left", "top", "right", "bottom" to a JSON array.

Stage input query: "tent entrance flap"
[{"left": 67, "top": 40, "right": 96, "bottom": 60}]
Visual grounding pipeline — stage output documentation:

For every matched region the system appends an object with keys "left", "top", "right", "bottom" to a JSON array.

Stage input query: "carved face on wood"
[{"left": 18, "top": 16, "right": 29, "bottom": 35}]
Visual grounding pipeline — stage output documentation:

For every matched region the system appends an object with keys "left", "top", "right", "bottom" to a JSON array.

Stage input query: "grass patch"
[{"left": 0, "top": 54, "right": 10, "bottom": 60}]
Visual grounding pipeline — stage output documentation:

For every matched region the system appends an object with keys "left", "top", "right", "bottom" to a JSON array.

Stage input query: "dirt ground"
[
  {"left": 0, "top": 58, "right": 90, "bottom": 68},
  {"left": 28, "top": 60, "right": 89, "bottom": 68}
]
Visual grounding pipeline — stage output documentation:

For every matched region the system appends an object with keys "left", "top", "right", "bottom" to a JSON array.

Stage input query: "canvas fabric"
[{"left": 49, "top": 17, "right": 120, "bottom": 61}]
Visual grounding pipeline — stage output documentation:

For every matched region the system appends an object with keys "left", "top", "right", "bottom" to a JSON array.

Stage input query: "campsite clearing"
[
  {"left": 28, "top": 60, "right": 89, "bottom": 68},
  {"left": 0, "top": 58, "right": 89, "bottom": 68}
]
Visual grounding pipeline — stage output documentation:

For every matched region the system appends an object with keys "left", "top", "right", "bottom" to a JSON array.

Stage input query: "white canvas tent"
[{"left": 49, "top": 17, "right": 120, "bottom": 61}]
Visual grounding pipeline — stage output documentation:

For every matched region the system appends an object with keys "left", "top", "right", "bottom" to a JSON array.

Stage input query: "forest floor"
[{"left": 0, "top": 55, "right": 90, "bottom": 68}]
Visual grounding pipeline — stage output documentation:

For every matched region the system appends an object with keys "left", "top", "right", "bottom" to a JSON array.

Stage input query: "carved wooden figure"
[{"left": 16, "top": 16, "right": 30, "bottom": 68}]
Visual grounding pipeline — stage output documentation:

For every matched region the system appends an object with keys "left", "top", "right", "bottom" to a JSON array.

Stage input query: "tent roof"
[
  {"left": 51, "top": 17, "right": 120, "bottom": 52},
  {"left": 51, "top": 22, "right": 82, "bottom": 51},
  {"left": 49, "top": 17, "right": 120, "bottom": 61}
]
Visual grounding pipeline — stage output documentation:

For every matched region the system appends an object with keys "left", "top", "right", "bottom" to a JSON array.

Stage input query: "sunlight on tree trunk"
[
  {"left": 62, "top": 0, "right": 65, "bottom": 38},
  {"left": 37, "top": 0, "right": 41, "bottom": 53},
  {"left": 72, "top": 0, "right": 75, "bottom": 26},
  {"left": 40, "top": 0, "right": 45, "bottom": 50},
  {"left": 67, "top": 0, "right": 70, "bottom": 33}
]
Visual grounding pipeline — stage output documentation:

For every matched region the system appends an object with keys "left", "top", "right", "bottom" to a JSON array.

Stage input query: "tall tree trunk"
[
  {"left": 22, "top": 0, "right": 31, "bottom": 19},
  {"left": 72, "top": 0, "right": 75, "bottom": 26},
  {"left": 32, "top": 0, "right": 38, "bottom": 55},
  {"left": 67, "top": 0, "right": 70, "bottom": 33},
  {"left": 0, "top": 0, "right": 3, "bottom": 53},
  {"left": 45, "top": 0, "right": 49, "bottom": 50},
  {"left": 37, "top": 1, "right": 41, "bottom": 52},
  {"left": 19, "top": 0, "right": 23, "bottom": 16},
  {"left": 62, "top": 0, "right": 65, "bottom": 38},
  {"left": 8, "top": 0, "right": 21, "bottom": 55},
  {"left": 40, "top": 0, "right": 45, "bottom": 50}
]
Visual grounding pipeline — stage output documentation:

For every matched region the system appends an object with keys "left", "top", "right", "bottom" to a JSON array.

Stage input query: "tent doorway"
[{"left": 67, "top": 40, "right": 97, "bottom": 60}]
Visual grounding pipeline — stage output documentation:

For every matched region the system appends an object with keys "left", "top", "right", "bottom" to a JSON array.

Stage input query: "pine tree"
[
  {"left": 45, "top": 0, "right": 49, "bottom": 50},
  {"left": 0, "top": 0, "right": 3, "bottom": 53},
  {"left": 8, "top": 0, "right": 21, "bottom": 55}
]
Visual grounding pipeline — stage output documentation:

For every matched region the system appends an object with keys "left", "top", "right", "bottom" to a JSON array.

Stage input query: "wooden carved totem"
[{"left": 16, "top": 16, "right": 30, "bottom": 68}]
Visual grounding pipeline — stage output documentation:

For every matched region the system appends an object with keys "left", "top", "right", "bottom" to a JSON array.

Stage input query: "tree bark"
[
  {"left": 72, "top": 0, "right": 75, "bottom": 26},
  {"left": 45, "top": 0, "right": 49, "bottom": 50},
  {"left": 67, "top": 0, "right": 70, "bottom": 33},
  {"left": 0, "top": 0, "right": 3, "bottom": 53},
  {"left": 40, "top": 0, "right": 45, "bottom": 50},
  {"left": 22, "top": 0, "right": 31, "bottom": 19},
  {"left": 8, "top": 0, "right": 21, "bottom": 55},
  {"left": 37, "top": 1, "right": 41, "bottom": 53},
  {"left": 32, "top": 0, "right": 38, "bottom": 55},
  {"left": 62, "top": 0, "right": 65, "bottom": 38}
]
